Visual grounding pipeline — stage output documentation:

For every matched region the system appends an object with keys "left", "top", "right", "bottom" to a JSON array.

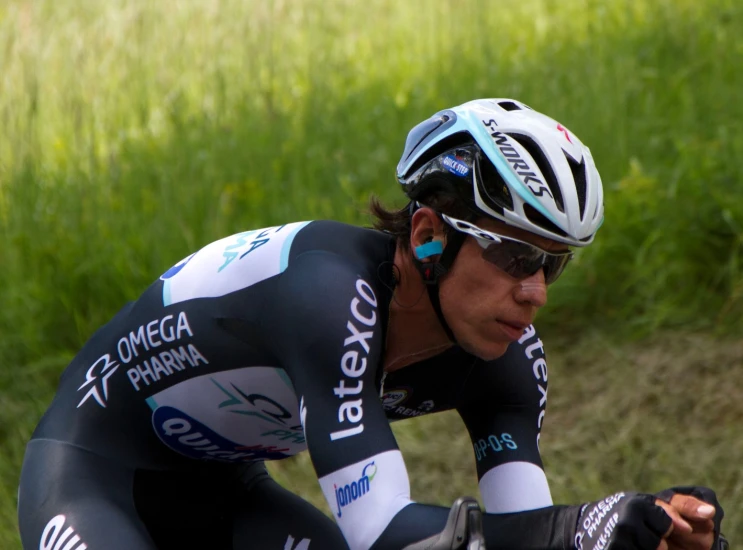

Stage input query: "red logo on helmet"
[{"left": 556, "top": 124, "right": 572, "bottom": 144}]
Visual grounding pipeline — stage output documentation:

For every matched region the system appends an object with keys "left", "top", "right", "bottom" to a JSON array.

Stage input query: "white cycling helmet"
[{"left": 396, "top": 98, "right": 604, "bottom": 247}]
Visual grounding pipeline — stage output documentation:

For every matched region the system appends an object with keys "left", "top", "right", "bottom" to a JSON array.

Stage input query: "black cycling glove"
[{"left": 571, "top": 492, "right": 672, "bottom": 550}]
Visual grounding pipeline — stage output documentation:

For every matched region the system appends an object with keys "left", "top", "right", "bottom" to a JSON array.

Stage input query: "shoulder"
[
  {"left": 276, "top": 221, "right": 396, "bottom": 311},
  {"left": 159, "top": 221, "right": 312, "bottom": 306},
  {"left": 262, "top": 223, "right": 395, "bottom": 356},
  {"left": 158, "top": 220, "right": 394, "bottom": 306},
  {"left": 287, "top": 220, "right": 395, "bottom": 269}
]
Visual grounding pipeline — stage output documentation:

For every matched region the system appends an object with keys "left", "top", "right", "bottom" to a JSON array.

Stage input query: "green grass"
[{"left": 1, "top": 0, "right": 742, "bottom": 547}]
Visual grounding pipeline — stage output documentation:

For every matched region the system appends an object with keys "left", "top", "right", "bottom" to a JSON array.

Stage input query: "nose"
[{"left": 514, "top": 268, "right": 547, "bottom": 308}]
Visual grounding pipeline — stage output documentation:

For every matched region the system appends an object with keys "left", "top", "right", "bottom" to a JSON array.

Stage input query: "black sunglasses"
[{"left": 441, "top": 214, "right": 574, "bottom": 284}]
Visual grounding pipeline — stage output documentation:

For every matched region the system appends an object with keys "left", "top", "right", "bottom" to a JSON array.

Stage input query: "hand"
[
  {"left": 655, "top": 485, "right": 725, "bottom": 550},
  {"left": 573, "top": 492, "right": 673, "bottom": 550},
  {"left": 655, "top": 495, "right": 715, "bottom": 550}
]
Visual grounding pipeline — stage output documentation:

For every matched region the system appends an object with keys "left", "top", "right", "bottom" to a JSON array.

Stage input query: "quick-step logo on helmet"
[
  {"left": 334, "top": 462, "right": 377, "bottom": 517},
  {"left": 442, "top": 154, "right": 470, "bottom": 177},
  {"left": 329, "top": 278, "right": 377, "bottom": 441},
  {"left": 482, "top": 119, "right": 554, "bottom": 200}
]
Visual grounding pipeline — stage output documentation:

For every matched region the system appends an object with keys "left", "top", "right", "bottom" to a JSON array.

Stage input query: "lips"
[{"left": 496, "top": 319, "right": 530, "bottom": 341}]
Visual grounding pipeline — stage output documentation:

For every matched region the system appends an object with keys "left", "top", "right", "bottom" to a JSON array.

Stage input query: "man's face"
[{"left": 438, "top": 217, "right": 568, "bottom": 361}]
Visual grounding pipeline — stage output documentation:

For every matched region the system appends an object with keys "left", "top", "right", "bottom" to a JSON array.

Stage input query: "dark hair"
[{"left": 368, "top": 180, "right": 480, "bottom": 250}]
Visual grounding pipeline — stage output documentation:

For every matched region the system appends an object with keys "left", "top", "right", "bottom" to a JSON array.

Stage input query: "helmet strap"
[{"left": 412, "top": 231, "right": 466, "bottom": 343}]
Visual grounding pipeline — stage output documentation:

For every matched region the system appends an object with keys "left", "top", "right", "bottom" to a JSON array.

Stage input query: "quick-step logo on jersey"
[
  {"left": 334, "top": 462, "right": 377, "bottom": 518},
  {"left": 330, "top": 278, "right": 377, "bottom": 442},
  {"left": 40, "top": 514, "right": 87, "bottom": 550},
  {"left": 77, "top": 353, "right": 119, "bottom": 408},
  {"left": 147, "top": 367, "right": 307, "bottom": 460},
  {"left": 153, "top": 406, "right": 293, "bottom": 462}
]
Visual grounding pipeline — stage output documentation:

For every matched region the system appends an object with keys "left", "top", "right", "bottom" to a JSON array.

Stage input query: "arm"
[
  {"left": 452, "top": 324, "right": 586, "bottom": 549},
  {"left": 269, "top": 263, "right": 582, "bottom": 550},
  {"left": 456, "top": 324, "right": 552, "bottom": 514},
  {"left": 454, "top": 328, "right": 677, "bottom": 550},
  {"left": 266, "top": 251, "right": 435, "bottom": 549}
]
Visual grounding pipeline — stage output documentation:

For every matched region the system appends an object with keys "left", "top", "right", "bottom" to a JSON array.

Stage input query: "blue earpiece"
[{"left": 415, "top": 240, "right": 444, "bottom": 259}]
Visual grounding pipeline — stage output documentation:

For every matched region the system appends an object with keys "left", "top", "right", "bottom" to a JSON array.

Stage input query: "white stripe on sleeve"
[
  {"left": 479, "top": 461, "right": 553, "bottom": 513},
  {"left": 318, "top": 450, "right": 413, "bottom": 550}
]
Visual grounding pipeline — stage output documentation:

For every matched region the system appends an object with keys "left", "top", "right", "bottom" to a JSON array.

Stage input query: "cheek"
[
  {"left": 441, "top": 254, "right": 512, "bottom": 317},
  {"left": 458, "top": 249, "right": 513, "bottom": 294}
]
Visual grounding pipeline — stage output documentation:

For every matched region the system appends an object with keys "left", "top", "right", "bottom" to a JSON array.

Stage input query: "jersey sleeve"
[
  {"left": 264, "top": 250, "right": 415, "bottom": 549},
  {"left": 456, "top": 324, "right": 553, "bottom": 513},
  {"left": 266, "top": 257, "right": 584, "bottom": 549}
]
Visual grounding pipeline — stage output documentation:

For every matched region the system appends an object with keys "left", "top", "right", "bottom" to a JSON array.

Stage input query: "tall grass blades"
[{"left": 1, "top": 0, "right": 742, "bottom": 547}]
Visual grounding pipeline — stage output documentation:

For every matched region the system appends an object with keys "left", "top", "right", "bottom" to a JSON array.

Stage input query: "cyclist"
[{"left": 18, "top": 99, "right": 726, "bottom": 550}]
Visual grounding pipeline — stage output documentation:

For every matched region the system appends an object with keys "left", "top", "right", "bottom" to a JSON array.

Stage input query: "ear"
[{"left": 410, "top": 207, "right": 446, "bottom": 260}]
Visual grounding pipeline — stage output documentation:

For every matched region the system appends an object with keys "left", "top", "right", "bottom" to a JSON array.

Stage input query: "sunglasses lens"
[
  {"left": 482, "top": 241, "right": 543, "bottom": 277},
  {"left": 481, "top": 240, "right": 572, "bottom": 284},
  {"left": 542, "top": 254, "right": 572, "bottom": 284}
]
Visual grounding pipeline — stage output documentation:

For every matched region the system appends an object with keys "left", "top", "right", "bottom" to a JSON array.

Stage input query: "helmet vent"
[
  {"left": 507, "top": 133, "right": 565, "bottom": 213},
  {"left": 565, "top": 154, "right": 588, "bottom": 221},
  {"left": 401, "top": 114, "right": 450, "bottom": 166},
  {"left": 523, "top": 204, "right": 568, "bottom": 238},
  {"left": 478, "top": 153, "right": 514, "bottom": 212},
  {"left": 498, "top": 101, "right": 522, "bottom": 111}
]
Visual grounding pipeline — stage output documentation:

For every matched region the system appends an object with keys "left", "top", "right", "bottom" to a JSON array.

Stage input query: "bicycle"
[
  {"left": 402, "top": 497, "right": 730, "bottom": 550},
  {"left": 403, "top": 497, "right": 486, "bottom": 550}
]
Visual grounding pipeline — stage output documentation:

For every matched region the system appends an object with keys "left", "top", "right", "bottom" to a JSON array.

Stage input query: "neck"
[{"left": 384, "top": 243, "right": 453, "bottom": 372}]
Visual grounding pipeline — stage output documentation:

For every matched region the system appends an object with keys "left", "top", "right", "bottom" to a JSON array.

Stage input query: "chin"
[{"left": 458, "top": 338, "right": 510, "bottom": 362}]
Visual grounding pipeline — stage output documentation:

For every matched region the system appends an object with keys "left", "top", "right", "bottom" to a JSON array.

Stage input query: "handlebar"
[{"left": 402, "top": 496, "right": 486, "bottom": 550}]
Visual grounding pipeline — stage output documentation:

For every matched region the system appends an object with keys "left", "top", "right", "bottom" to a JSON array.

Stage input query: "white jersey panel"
[
  {"left": 146, "top": 366, "right": 307, "bottom": 463},
  {"left": 479, "top": 461, "right": 553, "bottom": 513},
  {"left": 160, "top": 221, "right": 311, "bottom": 306},
  {"left": 318, "top": 450, "right": 413, "bottom": 550}
]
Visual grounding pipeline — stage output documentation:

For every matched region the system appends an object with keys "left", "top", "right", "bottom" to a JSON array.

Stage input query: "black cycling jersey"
[{"left": 19, "top": 220, "right": 578, "bottom": 550}]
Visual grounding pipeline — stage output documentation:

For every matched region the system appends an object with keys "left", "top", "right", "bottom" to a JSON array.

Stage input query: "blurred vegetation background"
[{"left": 1, "top": 0, "right": 741, "bottom": 547}]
